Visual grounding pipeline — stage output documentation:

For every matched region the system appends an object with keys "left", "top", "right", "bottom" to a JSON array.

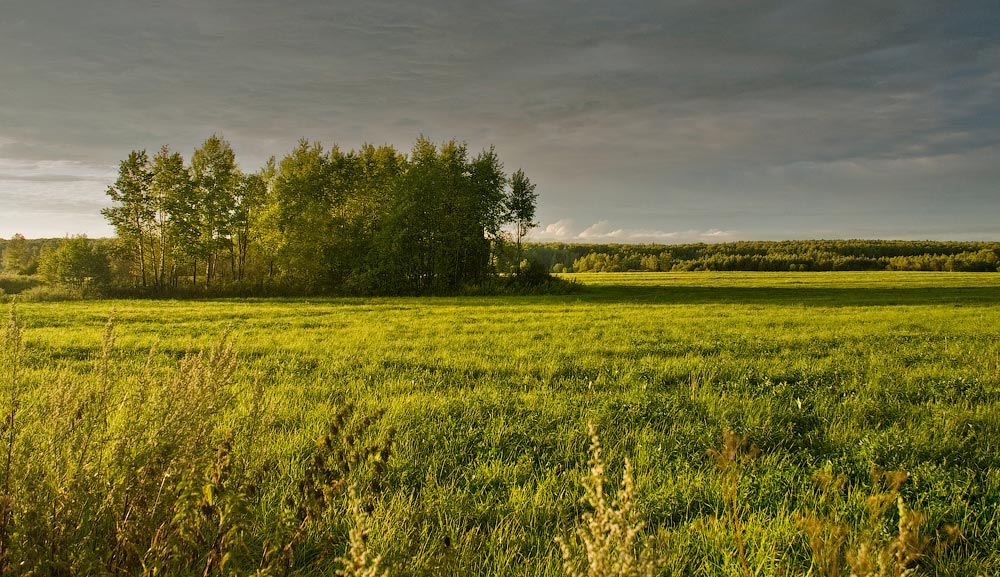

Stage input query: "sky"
[{"left": 1, "top": 0, "right": 998, "bottom": 242}]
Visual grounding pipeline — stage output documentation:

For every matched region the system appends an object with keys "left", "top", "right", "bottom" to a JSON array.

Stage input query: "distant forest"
[{"left": 526, "top": 240, "right": 1000, "bottom": 273}]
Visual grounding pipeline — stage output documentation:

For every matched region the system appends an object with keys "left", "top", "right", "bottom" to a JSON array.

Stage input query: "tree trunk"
[
  {"left": 136, "top": 222, "right": 147, "bottom": 288},
  {"left": 229, "top": 242, "right": 236, "bottom": 284},
  {"left": 515, "top": 231, "right": 523, "bottom": 274},
  {"left": 157, "top": 211, "right": 167, "bottom": 289}
]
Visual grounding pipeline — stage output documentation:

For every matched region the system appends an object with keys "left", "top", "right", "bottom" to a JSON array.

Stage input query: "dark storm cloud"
[{"left": 0, "top": 0, "right": 998, "bottom": 239}]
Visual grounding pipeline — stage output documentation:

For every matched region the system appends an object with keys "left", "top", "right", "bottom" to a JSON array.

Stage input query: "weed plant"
[{"left": 556, "top": 423, "right": 662, "bottom": 577}]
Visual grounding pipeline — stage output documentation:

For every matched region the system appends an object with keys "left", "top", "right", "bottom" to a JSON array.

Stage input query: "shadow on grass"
[
  {"left": 570, "top": 285, "right": 1000, "bottom": 307},
  {"left": 51, "top": 282, "right": 998, "bottom": 309}
]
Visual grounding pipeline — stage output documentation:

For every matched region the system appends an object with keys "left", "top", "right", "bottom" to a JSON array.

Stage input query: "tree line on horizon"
[
  {"left": 526, "top": 240, "right": 1000, "bottom": 273},
  {"left": 3, "top": 235, "right": 999, "bottom": 298},
  {"left": 3, "top": 200, "right": 1000, "bottom": 298},
  {"left": 0, "top": 135, "right": 541, "bottom": 295}
]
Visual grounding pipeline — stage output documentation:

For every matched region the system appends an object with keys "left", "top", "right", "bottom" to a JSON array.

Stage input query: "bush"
[
  {"left": 16, "top": 285, "right": 85, "bottom": 302},
  {"left": 514, "top": 258, "right": 554, "bottom": 287}
]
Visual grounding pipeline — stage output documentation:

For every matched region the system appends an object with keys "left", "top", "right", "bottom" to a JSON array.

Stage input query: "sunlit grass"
[{"left": 5, "top": 272, "right": 1000, "bottom": 575}]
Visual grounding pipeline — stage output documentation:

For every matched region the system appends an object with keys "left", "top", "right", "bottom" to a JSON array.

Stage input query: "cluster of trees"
[
  {"left": 0, "top": 234, "right": 54, "bottom": 275},
  {"left": 94, "top": 135, "right": 538, "bottom": 294},
  {"left": 0, "top": 235, "right": 112, "bottom": 296},
  {"left": 525, "top": 240, "right": 1000, "bottom": 273}
]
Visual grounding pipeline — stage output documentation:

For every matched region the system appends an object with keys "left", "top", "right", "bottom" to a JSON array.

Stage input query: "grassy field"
[{"left": 3, "top": 272, "right": 1000, "bottom": 576}]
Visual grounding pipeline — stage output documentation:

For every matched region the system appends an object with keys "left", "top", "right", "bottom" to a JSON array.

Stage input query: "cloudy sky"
[{"left": 1, "top": 0, "right": 998, "bottom": 242}]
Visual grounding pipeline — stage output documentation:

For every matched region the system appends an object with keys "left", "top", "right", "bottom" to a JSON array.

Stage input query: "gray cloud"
[
  {"left": 1, "top": 0, "right": 998, "bottom": 239},
  {"left": 0, "top": 174, "right": 108, "bottom": 183}
]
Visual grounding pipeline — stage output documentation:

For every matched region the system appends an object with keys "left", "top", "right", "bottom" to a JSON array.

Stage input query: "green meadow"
[{"left": 3, "top": 272, "right": 1000, "bottom": 576}]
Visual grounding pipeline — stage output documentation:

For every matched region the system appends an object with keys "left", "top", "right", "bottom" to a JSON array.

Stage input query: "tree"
[
  {"left": 352, "top": 144, "right": 403, "bottom": 239},
  {"left": 150, "top": 146, "right": 190, "bottom": 288},
  {"left": 100, "top": 134, "right": 534, "bottom": 294},
  {"left": 1, "top": 234, "right": 33, "bottom": 274},
  {"left": 266, "top": 140, "right": 337, "bottom": 290},
  {"left": 38, "top": 236, "right": 110, "bottom": 288},
  {"left": 434, "top": 139, "right": 472, "bottom": 289},
  {"left": 507, "top": 168, "right": 537, "bottom": 270},
  {"left": 190, "top": 135, "right": 241, "bottom": 287},
  {"left": 468, "top": 146, "right": 508, "bottom": 281},
  {"left": 232, "top": 164, "right": 270, "bottom": 283},
  {"left": 339, "top": 144, "right": 403, "bottom": 288},
  {"left": 370, "top": 138, "right": 511, "bottom": 293},
  {"left": 250, "top": 157, "right": 282, "bottom": 285},
  {"left": 375, "top": 137, "right": 475, "bottom": 293},
  {"left": 161, "top": 156, "right": 202, "bottom": 288},
  {"left": 102, "top": 150, "right": 154, "bottom": 286}
]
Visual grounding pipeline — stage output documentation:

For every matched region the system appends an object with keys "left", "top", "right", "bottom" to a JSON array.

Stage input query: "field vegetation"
[{"left": 1, "top": 271, "right": 999, "bottom": 575}]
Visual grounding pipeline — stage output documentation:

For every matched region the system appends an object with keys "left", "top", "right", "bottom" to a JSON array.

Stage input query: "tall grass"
[{"left": 0, "top": 302, "right": 398, "bottom": 575}]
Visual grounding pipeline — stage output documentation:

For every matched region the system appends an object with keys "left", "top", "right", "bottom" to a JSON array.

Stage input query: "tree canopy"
[{"left": 95, "top": 135, "right": 539, "bottom": 294}]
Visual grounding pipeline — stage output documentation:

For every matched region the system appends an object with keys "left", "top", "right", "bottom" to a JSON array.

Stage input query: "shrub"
[
  {"left": 511, "top": 258, "right": 556, "bottom": 287},
  {"left": 16, "top": 284, "right": 85, "bottom": 302}
]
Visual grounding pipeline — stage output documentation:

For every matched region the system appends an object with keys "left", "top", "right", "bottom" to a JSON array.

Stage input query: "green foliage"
[
  {"left": 1, "top": 236, "right": 60, "bottom": 277},
  {"left": 232, "top": 167, "right": 269, "bottom": 283},
  {"left": 0, "top": 306, "right": 398, "bottom": 576},
  {"left": 14, "top": 284, "right": 85, "bottom": 302},
  {"left": 507, "top": 168, "right": 537, "bottom": 268},
  {"left": 0, "top": 303, "right": 23, "bottom": 575},
  {"left": 96, "top": 135, "right": 531, "bottom": 296},
  {"left": 369, "top": 137, "right": 512, "bottom": 294},
  {"left": 38, "top": 235, "right": 111, "bottom": 290},
  {"left": 0, "top": 234, "right": 38, "bottom": 275},
  {"left": 151, "top": 145, "right": 193, "bottom": 289},
  {"left": 0, "top": 274, "right": 41, "bottom": 297},
  {"left": 190, "top": 135, "right": 242, "bottom": 289},
  {"left": 267, "top": 139, "right": 341, "bottom": 290},
  {"left": 512, "top": 258, "right": 557, "bottom": 287}
]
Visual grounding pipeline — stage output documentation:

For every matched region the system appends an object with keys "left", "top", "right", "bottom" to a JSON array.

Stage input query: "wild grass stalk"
[
  {"left": 846, "top": 471, "right": 931, "bottom": 577},
  {"left": 556, "top": 422, "right": 661, "bottom": 577},
  {"left": 335, "top": 487, "right": 388, "bottom": 577},
  {"left": 707, "top": 430, "right": 761, "bottom": 577}
]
